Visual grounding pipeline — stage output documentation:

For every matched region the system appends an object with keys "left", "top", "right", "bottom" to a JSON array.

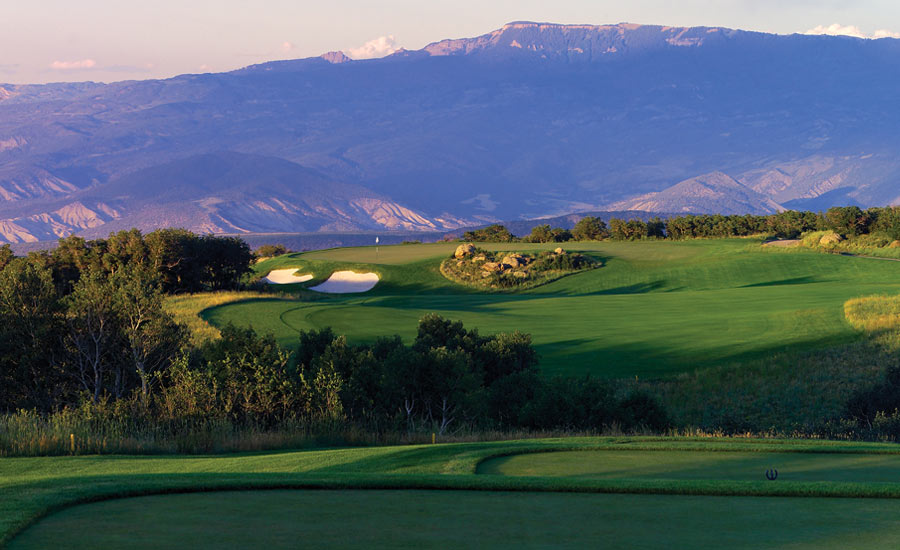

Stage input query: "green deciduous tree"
[
  {"left": 0, "top": 259, "right": 67, "bottom": 411},
  {"left": 113, "top": 266, "right": 187, "bottom": 404},
  {"left": 0, "top": 244, "right": 13, "bottom": 271},
  {"left": 463, "top": 224, "right": 516, "bottom": 243},
  {"left": 572, "top": 217, "right": 608, "bottom": 241},
  {"left": 64, "top": 268, "right": 122, "bottom": 403}
]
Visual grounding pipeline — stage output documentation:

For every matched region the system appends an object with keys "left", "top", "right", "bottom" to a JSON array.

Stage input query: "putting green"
[
  {"left": 10, "top": 490, "right": 900, "bottom": 549},
  {"left": 477, "top": 450, "right": 900, "bottom": 483},
  {"left": 207, "top": 239, "right": 900, "bottom": 378}
]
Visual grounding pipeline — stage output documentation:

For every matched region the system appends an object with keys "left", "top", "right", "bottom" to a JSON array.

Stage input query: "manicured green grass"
[
  {"left": 12, "top": 489, "right": 900, "bottom": 549},
  {"left": 6, "top": 437, "right": 900, "bottom": 547},
  {"left": 478, "top": 450, "right": 900, "bottom": 482},
  {"left": 208, "top": 239, "right": 900, "bottom": 377}
]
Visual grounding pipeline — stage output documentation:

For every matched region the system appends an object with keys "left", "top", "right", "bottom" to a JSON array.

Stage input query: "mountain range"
[{"left": 2, "top": 22, "right": 900, "bottom": 243}]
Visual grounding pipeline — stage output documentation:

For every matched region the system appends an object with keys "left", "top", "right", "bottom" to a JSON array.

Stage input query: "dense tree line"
[
  {"left": 162, "top": 315, "right": 667, "bottom": 433},
  {"left": 33, "top": 228, "right": 253, "bottom": 295},
  {"left": 0, "top": 229, "right": 253, "bottom": 412},
  {"left": 460, "top": 207, "right": 900, "bottom": 243}
]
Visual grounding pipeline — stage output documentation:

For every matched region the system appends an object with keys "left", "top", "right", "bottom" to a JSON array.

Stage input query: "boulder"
[
  {"left": 512, "top": 270, "right": 527, "bottom": 279},
  {"left": 482, "top": 262, "right": 502, "bottom": 272},
  {"left": 455, "top": 243, "right": 476, "bottom": 258},
  {"left": 554, "top": 247, "right": 566, "bottom": 255},
  {"left": 890, "top": 240, "right": 900, "bottom": 248},
  {"left": 502, "top": 254, "right": 527, "bottom": 268},
  {"left": 472, "top": 254, "right": 487, "bottom": 262},
  {"left": 819, "top": 232, "right": 844, "bottom": 246}
]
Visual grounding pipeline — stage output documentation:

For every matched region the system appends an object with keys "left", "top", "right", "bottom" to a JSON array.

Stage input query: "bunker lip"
[
  {"left": 309, "top": 270, "right": 379, "bottom": 293},
  {"left": 263, "top": 269, "right": 314, "bottom": 285}
]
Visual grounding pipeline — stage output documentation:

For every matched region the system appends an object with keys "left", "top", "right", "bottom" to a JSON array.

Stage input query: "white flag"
[{"left": 375, "top": 236, "right": 379, "bottom": 244}]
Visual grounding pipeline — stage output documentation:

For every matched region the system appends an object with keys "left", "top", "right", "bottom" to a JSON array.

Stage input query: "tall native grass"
[
  {"left": 0, "top": 402, "right": 647, "bottom": 457},
  {"left": 164, "top": 291, "right": 290, "bottom": 345},
  {"left": 844, "top": 294, "right": 900, "bottom": 332},
  {"left": 797, "top": 229, "right": 900, "bottom": 259},
  {"left": 0, "top": 401, "right": 370, "bottom": 457}
]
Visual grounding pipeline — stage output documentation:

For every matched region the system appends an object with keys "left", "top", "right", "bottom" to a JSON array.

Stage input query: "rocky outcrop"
[
  {"left": 455, "top": 243, "right": 476, "bottom": 258},
  {"left": 501, "top": 254, "right": 528, "bottom": 268}
]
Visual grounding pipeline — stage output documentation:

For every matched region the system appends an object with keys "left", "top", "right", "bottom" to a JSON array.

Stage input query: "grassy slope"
[
  {"left": 208, "top": 240, "right": 900, "bottom": 378},
  {"left": 478, "top": 449, "right": 900, "bottom": 482},
  {"left": 13, "top": 490, "right": 900, "bottom": 549},
  {"left": 6, "top": 438, "right": 900, "bottom": 547}
]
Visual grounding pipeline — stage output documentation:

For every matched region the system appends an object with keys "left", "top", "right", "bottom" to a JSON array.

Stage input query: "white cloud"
[
  {"left": 873, "top": 29, "right": 900, "bottom": 39},
  {"left": 804, "top": 23, "right": 899, "bottom": 40},
  {"left": 49, "top": 59, "right": 96, "bottom": 70},
  {"left": 344, "top": 35, "right": 401, "bottom": 60}
]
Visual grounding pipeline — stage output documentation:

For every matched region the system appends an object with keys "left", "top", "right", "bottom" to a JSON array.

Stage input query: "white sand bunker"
[
  {"left": 263, "top": 269, "right": 314, "bottom": 285},
  {"left": 309, "top": 270, "right": 379, "bottom": 293}
]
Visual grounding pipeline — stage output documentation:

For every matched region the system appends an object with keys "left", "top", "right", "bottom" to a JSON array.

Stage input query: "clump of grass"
[
  {"left": 164, "top": 291, "right": 288, "bottom": 345},
  {"left": 844, "top": 294, "right": 900, "bottom": 331}
]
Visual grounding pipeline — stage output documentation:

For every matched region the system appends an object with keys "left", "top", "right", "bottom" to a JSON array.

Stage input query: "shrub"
[{"left": 254, "top": 244, "right": 289, "bottom": 258}]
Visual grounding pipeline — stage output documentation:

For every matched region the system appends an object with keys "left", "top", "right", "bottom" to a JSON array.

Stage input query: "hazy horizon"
[{"left": 2, "top": 0, "right": 900, "bottom": 85}]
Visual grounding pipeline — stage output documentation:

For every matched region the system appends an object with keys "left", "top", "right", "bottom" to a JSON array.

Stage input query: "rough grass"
[
  {"left": 7, "top": 437, "right": 900, "bottom": 547},
  {"left": 844, "top": 294, "right": 900, "bottom": 331}
]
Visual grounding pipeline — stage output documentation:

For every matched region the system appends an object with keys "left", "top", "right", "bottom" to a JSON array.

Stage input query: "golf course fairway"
[
  {"left": 206, "top": 239, "right": 900, "bottom": 378},
  {"left": 10, "top": 490, "right": 900, "bottom": 549}
]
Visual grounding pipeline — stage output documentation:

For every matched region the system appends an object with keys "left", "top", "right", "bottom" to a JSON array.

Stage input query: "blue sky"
[{"left": 1, "top": 0, "right": 897, "bottom": 84}]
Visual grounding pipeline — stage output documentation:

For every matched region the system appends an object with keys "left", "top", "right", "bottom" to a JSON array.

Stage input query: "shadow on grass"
[
  {"left": 536, "top": 330, "right": 866, "bottom": 380},
  {"left": 741, "top": 276, "right": 821, "bottom": 288},
  {"left": 591, "top": 280, "right": 667, "bottom": 295}
]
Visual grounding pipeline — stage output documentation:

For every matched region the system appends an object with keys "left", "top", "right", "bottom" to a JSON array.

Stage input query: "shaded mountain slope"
[
  {"left": 2, "top": 22, "right": 900, "bottom": 242},
  {"left": 0, "top": 152, "right": 467, "bottom": 242}
]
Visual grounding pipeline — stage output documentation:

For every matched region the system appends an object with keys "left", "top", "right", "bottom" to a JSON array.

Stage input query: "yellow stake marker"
[
  {"left": 432, "top": 432, "right": 436, "bottom": 445},
  {"left": 70, "top": 433, "right": 75, "bottom": 454}
]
